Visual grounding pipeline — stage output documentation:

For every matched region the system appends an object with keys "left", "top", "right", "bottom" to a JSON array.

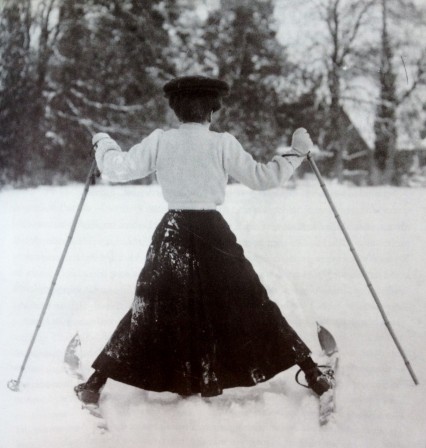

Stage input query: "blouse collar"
[{"left": 179, "top": 122, "right": 210, "bottom": 130}]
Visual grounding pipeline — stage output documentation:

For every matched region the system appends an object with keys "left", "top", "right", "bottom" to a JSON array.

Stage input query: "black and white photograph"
[{"left": 1, "top": 0, "right": 425, "bottom": 446}]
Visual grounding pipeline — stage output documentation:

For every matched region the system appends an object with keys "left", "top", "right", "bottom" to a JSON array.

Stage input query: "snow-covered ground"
[{"left": 1, "top": 179, "right": 425, "bottom": 447}]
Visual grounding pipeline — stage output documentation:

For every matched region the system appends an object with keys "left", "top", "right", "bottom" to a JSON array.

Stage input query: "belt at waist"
[{"left": 167, "top": 202, "right": 217, "bottom": 210}]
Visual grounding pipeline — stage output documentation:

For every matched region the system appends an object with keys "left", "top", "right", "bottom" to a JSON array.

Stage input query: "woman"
[{"left": 75, "top": 75, "right": 334, "bottom": 405}]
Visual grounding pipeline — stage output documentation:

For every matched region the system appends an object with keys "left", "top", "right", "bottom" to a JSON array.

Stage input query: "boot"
[
  {"left": 74, "top": 383, "right": 102, "bottom": 405},
  {"left": 74, "top": 371, "right": 107, "bottom": 405},
  {"left": 304, "top": 367, "right": 335, "bottom": 396}
]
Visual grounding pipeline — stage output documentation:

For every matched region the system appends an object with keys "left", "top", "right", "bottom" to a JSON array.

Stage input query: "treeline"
[{"left": 0, "top": 0, "right": 425, "bottom": 187}]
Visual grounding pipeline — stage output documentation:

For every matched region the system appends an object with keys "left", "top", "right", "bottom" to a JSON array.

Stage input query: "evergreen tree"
[
  {"left": 0, "top": 0, "right": 35, "bottom": 184},
  {"left": 49, "top": 0, "right": 177, "bottom": 182},
  {"left": 0, "top": 0, "right": 61, "bottom": 186},
  {"left": 201, "top": 0, "right": 295, "bottom": 161},
  {"left": 373, "top": 0, "right": 397, "bottom": 183}
]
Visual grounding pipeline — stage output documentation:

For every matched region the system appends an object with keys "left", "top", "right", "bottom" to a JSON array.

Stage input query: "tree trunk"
[
  {"left": 374, "top": 0, "right": 398, "bottom": 184},
  {"left": 329, "top": 73, "right": 345, "bottom": 183}
]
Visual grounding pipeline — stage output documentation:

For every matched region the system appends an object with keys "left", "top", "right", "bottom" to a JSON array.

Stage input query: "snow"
[{"left": 1, "top": 180, "right": 425, "bottom": 447}]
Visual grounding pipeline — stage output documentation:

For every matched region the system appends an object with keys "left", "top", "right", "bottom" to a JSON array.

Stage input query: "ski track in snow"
[{"left": 1, "top": 179, "right": 425, "bottom": 448}]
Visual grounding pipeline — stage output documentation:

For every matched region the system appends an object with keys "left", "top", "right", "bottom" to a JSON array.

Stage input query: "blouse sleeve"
[
  {"left": 222, "top": 133, "right": 304, "bottom": 190},
  {"left": 95, "top": 129, "right": 164, "bottom": 183}
]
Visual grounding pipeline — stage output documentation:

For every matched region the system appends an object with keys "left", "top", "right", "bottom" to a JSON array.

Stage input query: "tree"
[
  {"left": 196, "top": 0, "right": 296, "bottom": 161},
  {"left": 0, "top": 0, "right": 61, "bottom": 186},
  {"left": 277, "top": 0, "right": 376, "bottom": 179},
  {"left": 315, "top": 0, "right": 375, "bottom": 181},
  {"left": 48, "top": 0, "right": 177, "bottom": 182},
  {"left": 0, "top": 0, "right": 34, "bottom": 184},
  {"left": 373, "top": 0, "right": 426, "bottom": 184}
]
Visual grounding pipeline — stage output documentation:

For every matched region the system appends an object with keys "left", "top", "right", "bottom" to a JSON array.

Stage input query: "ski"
[
  {"left": 64, "top": 333, "right": 108, "bottom": 433},
  {"left": 317, "top": 322, "right": 338, "bottom": 426}
]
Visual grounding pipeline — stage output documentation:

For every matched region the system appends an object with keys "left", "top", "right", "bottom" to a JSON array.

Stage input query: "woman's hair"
[{"left": 168, "top": 92, "right": 223, "bottom": 123}]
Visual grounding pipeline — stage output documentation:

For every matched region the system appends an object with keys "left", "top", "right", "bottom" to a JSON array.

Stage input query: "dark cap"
[{"left": 163, "top": 75, "right": 230, "bottom": 98}]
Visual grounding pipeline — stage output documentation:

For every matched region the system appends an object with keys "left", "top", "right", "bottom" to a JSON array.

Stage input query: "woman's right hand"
[
  {"left": 92, "top": 132, "right": 112, "bottom": 150},
  {"left": 291, "top": 128, "right": 313, "bottom": 156},
  {"left": 92, "top": 133, "right": 122, "bottom": 174}
]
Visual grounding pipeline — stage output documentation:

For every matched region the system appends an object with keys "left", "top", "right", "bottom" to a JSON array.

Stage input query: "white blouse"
[{"left": 95, "top": 122, "right": 304, "bottom": 210}]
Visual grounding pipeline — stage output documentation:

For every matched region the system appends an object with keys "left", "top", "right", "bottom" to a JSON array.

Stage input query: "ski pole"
[
  {"left": 7, "top": 158, "right": 98, "bottom": 392},
  {"left": 306, "top": 153, "right": 419, "bottom": 386}
]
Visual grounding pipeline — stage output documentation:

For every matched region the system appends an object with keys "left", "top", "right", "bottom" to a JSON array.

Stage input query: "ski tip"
[
  {"left": 317, "top": 322, "right": 338, "bottom": 356},
  {"left": 64, "top": 333, "right": 82, "bottom": 372},
  {"left": 65, "top": 333, "right": 81, "bottom": 354}
]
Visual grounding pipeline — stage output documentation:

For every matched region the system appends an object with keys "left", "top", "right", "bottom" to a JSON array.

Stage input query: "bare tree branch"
[
  {"left": 341, "top": 0, "right": 375, "bottom": 60},
  {"left": 55, "top": 110, "right": 136, "bottom": 137},
  {"left": 397, "top": 55, "right": 426, "bottom": 105},
  {"left": 69, "top": 88, "right": 146, "bottom": 113}
]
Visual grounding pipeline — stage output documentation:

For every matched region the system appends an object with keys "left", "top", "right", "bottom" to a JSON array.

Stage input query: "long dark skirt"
[{"left": 92, "top": 210, "right": 311, "bottom": 397}]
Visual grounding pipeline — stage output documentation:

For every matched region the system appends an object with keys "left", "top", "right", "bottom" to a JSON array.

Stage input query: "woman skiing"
[{"left": 75, "top": 75, "right": 334, "bottom": 404}]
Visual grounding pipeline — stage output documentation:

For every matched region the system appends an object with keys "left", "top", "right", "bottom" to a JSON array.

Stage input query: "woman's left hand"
[{"left": 291, "top": 128, "right": 313, "bottom": 156}]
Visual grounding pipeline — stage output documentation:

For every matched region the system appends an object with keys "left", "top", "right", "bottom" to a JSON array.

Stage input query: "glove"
[
  {"left": 92, "top": 132, "right": 112, "bottom": 150},
  {"left": 291, "top": 128, "right": 313, "bottom": 156},
  {"left": 92, "top": 133, "right": 121, "bottom": 173}
]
